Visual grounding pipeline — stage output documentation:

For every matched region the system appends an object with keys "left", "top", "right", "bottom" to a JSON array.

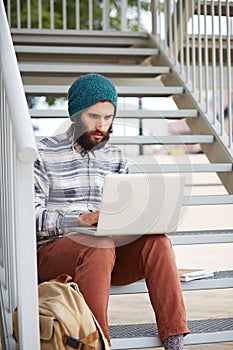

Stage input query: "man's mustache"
[{"left": 88, "top": 130, "right": 108, "bottom": 137}]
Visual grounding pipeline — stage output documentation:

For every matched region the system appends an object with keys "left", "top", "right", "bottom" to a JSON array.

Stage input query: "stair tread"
[
  {"left": 170, "top": 228, "right": 233, "bottom": 244},
  {"left": 36, "top": 134, "right": 213, "bottom": 144},
  {"left": 129, "top": 163, "right": 233, "bottom": 173},
  {"left": 109, "top": 318, "right": 233, "bottom": 348},
  {"left": 110, "top": 269, "right": 233, "bottom": 295},
  {"left": 29, "top": 108, "right": 198, "bottom": 118},
  {"left": 111, "top": 135, "right": 213, "bottom": 144},
  {"left": 15, "top": 45, "right": 158, "bottom": 56},
  {"left": 182, "top": 194, "right": 233, "bottom": 206},
  {"left": 12, "top": 29, "right": 150, "bottom": 46},
  {"left": 24, "top": 85, "right": 184, "bottom": 96},
  {"left": 19, "top": 62, "right": 169, "bottom": 74}
]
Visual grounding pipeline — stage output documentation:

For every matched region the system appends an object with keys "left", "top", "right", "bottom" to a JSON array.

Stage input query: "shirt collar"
[{"left": 72, "top": 142, "right": 95, "bottom": 158}]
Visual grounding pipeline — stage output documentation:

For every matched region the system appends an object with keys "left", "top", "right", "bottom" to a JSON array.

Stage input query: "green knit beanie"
[{"left": 68, "top": 73, "right": 118, "bottom": 121}]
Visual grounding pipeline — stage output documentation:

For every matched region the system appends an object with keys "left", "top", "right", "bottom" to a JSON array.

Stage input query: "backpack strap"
[{"left": 63, "top": 330, "right": 100, "bottom": 350}]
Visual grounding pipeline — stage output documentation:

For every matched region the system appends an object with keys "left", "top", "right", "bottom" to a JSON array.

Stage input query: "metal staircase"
[{"left": 1, "top": 0, "right": 233, "bottom": 349}]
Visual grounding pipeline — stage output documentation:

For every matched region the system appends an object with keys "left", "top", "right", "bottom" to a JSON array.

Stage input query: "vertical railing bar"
[
  {"left": 168, "top": 0, "right": 173, "bottom": 58},
  {"left": 191, "top": 0, "right": 196, "bottom": 92},
  {"left": 226, "top": 0, "right": 232, "bottom": 147},
  {"left": 204, "top": 0, "right": 209, "bottom": 114},
  {"left": 0, "top": 73, "right": 3, "bottom": 269},
  {"left": 1, "top": 81, "right": 7, "bottom": 290},
  {"left": 211, "top": 0, "right": 217, "bottom": 125},
  {"left": 7, "top": 0, "right": 11, "bottom": 27},
  {"left": 156, "top": 0, "right": 160, "bottom": 40},
  {"left": 121, "top": 0, "right": 128, "bottom": 31},
  {"left": 103, "top": 0, "right": 110, "bottom": 31},
  {"left": 76, "top": 0, "right": 80, "bottom": 30},
  {"left": 89, "top": 0, "right": 93, "bottom": 31},
  {"left": 198, "top": 0, "right": 202, "bottom": 102},
  {"left": 17, "top": 0, "right": 21, "bottom": 29},
  {"left": 6, "top": 117, "right": 14, "bottom": 311},
  {"left": 218, "top": 0, "right": 224, "bottom": 136},
  {"left": 50, "top": 0, "right": 54, "bottom": 30},
  {"left": 38, "top": 0, "right": 42, "bottom": 29},
  {"left": 27, "top": 0, "right": 31, "bottom": 29},
  {"left": 151, "top": 0, "right": 157, "bottom": 36},
  {"left": 164, "top": 0, "right": 168, "bottom": 49},
  {"left": 63, "top": 0, "right": 67, "bottom": 30},
  {"left": 185, "top": 0, "right": 190, "bottom": 83},
  {"left": 137, "top": 0, "right": 141, "bottom": 31},
  {"left": 179, "top": 0, "right": 184, "bottom": 75},
  {"left": 174, "top": 0, "right": 178, "bottom": 65}
]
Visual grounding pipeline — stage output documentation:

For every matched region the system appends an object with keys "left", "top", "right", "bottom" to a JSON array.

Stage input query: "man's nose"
[{"left": 96, "top": 119, "right": 107, "bottom": 131}]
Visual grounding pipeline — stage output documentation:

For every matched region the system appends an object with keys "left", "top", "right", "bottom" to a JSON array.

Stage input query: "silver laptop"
[{"left": 69, "top": 173, "right": 186, "bottom": 236}]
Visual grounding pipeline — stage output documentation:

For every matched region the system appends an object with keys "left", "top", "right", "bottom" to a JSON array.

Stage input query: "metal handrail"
[{"left": 0, "top": 0, "right": 37, "bottom": 163}]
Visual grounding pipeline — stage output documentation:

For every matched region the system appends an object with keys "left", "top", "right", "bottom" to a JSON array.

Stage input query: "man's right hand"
[{"left": 78, "top": 211, "right": 99, "bottom": 227}]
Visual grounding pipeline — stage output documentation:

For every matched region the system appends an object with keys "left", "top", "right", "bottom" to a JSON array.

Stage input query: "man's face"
[{"left": 73, "top": 101, "right": 114, "bottom": 150}]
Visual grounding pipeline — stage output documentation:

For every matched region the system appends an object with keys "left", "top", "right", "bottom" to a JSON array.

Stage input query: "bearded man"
[{"left": 35, "top": 73, "right": 189, "bottom": 350}]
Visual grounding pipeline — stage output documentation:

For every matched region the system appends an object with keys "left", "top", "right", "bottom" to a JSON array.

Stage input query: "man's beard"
[{"left": 73, "top": 120, "right": 112, "bottom": 151}]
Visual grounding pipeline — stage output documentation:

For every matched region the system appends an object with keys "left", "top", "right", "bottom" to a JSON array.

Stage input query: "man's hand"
[{"left": 78, "top": 211, "right": 99, "bottom": 227}]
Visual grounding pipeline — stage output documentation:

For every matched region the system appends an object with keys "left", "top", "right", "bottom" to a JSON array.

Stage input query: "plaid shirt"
[{"left": 34, "top": 125, "right": 128, "bottom": 245}]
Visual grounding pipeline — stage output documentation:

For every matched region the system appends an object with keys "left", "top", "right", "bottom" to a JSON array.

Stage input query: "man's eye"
[{"left": 105, "top": 116, "right": 113, "bottom": 121}]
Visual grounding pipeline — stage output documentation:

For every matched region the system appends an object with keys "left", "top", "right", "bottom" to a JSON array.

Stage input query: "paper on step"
[{"left": 179, "top": 269, "right": 217, "bottom": 282}]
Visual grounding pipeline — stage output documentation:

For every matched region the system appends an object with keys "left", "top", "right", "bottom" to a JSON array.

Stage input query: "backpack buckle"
[{"left": 64, "top": 335, "right": 85, "bottom": 349}]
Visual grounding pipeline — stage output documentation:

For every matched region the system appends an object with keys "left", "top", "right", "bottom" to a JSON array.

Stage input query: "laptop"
[{"left": 69, "top": 173, "right": 186, "bottom": 236}]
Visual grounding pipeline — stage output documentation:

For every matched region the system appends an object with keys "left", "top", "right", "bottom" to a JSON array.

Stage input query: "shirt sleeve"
[{"left": 34, "top": 153, "right": 82, "bottom": 238}]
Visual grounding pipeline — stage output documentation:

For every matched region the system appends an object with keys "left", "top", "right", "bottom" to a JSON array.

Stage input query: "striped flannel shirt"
[{"left": 34, "top": 125, "right": 128, "bottom": 246}]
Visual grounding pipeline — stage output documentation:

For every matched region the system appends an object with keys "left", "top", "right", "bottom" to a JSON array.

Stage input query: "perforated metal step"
[{"left": 110, "top": 318, "right": 233, "bottom": 349}]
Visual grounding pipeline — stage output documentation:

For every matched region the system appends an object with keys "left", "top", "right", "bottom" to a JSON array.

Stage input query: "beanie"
[{"left": 68, "top": 73, "right": 118, "bottom": 121}]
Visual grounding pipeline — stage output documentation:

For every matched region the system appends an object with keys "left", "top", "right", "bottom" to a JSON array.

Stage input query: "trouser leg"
[
  {"left": 37, "top": 236, "right": 116, "bottom": 344},
  {"left": 111, "top": 234, "right": 190, "bottom": 343}
]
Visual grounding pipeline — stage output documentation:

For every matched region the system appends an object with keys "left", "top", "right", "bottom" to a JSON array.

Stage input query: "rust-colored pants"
[{"left": 37, "top": 234, "right": 189, "bottom": 344}]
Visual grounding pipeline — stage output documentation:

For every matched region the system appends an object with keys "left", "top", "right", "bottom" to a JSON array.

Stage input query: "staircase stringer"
[{"left": 149, "top": 34, "right": 233, "bottom": 194}]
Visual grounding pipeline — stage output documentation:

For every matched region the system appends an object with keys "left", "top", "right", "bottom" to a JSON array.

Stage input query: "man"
[{"left": 35, "top": 73, "right": 189, "bottom": 349}]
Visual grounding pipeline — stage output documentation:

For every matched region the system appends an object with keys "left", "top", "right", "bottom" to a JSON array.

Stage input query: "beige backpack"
[{"left": 13, "top": 275, "right": 110, "bottom": 350}]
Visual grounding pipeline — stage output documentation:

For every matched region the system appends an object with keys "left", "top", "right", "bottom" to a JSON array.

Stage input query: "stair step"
[
  {"left": 110, "top": 270, "right": 233, "bottom": 295},
  {"left": 15, "top": 45, "right": 159, "bottom": 57},
  {"left": 24, "top": 85, "right": 184, "bottom": 97},
  {"left": 29, "top": 109, "right": 198, "bottom": 119},
  {"left": 19, "top": 62, "right": 169, "bottom": 76},
  {"left": 36, "top": 134, "right": 213, "bottom": 144},
  {"left": 111, "top": 135, "right": 213, "bottom": 144},
  {"left": 129, "top": 163, "right": 232, "bottom": 173},
  {"left": 109, "top": 318, "right": 233, "bottom": 348},
  {"left": 182, "top": 194, "right": 233, "bottom": 206},
  {"left": 170, "top": 229, "right": 233, "bottom": 245},
  {"left": 11, "top": 29, "right": 150, "bottom": 46}
]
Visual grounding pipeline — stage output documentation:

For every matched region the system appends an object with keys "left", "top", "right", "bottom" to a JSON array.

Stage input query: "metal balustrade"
[
  {"left": 4, "top": 0, "right": 149, "bottom": 32},
  {"left": 151, "top": 0, "right": 233, "bottom": 154},
  {"left": 0, "top": 1, "right": 39, "bottom": 349}
]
